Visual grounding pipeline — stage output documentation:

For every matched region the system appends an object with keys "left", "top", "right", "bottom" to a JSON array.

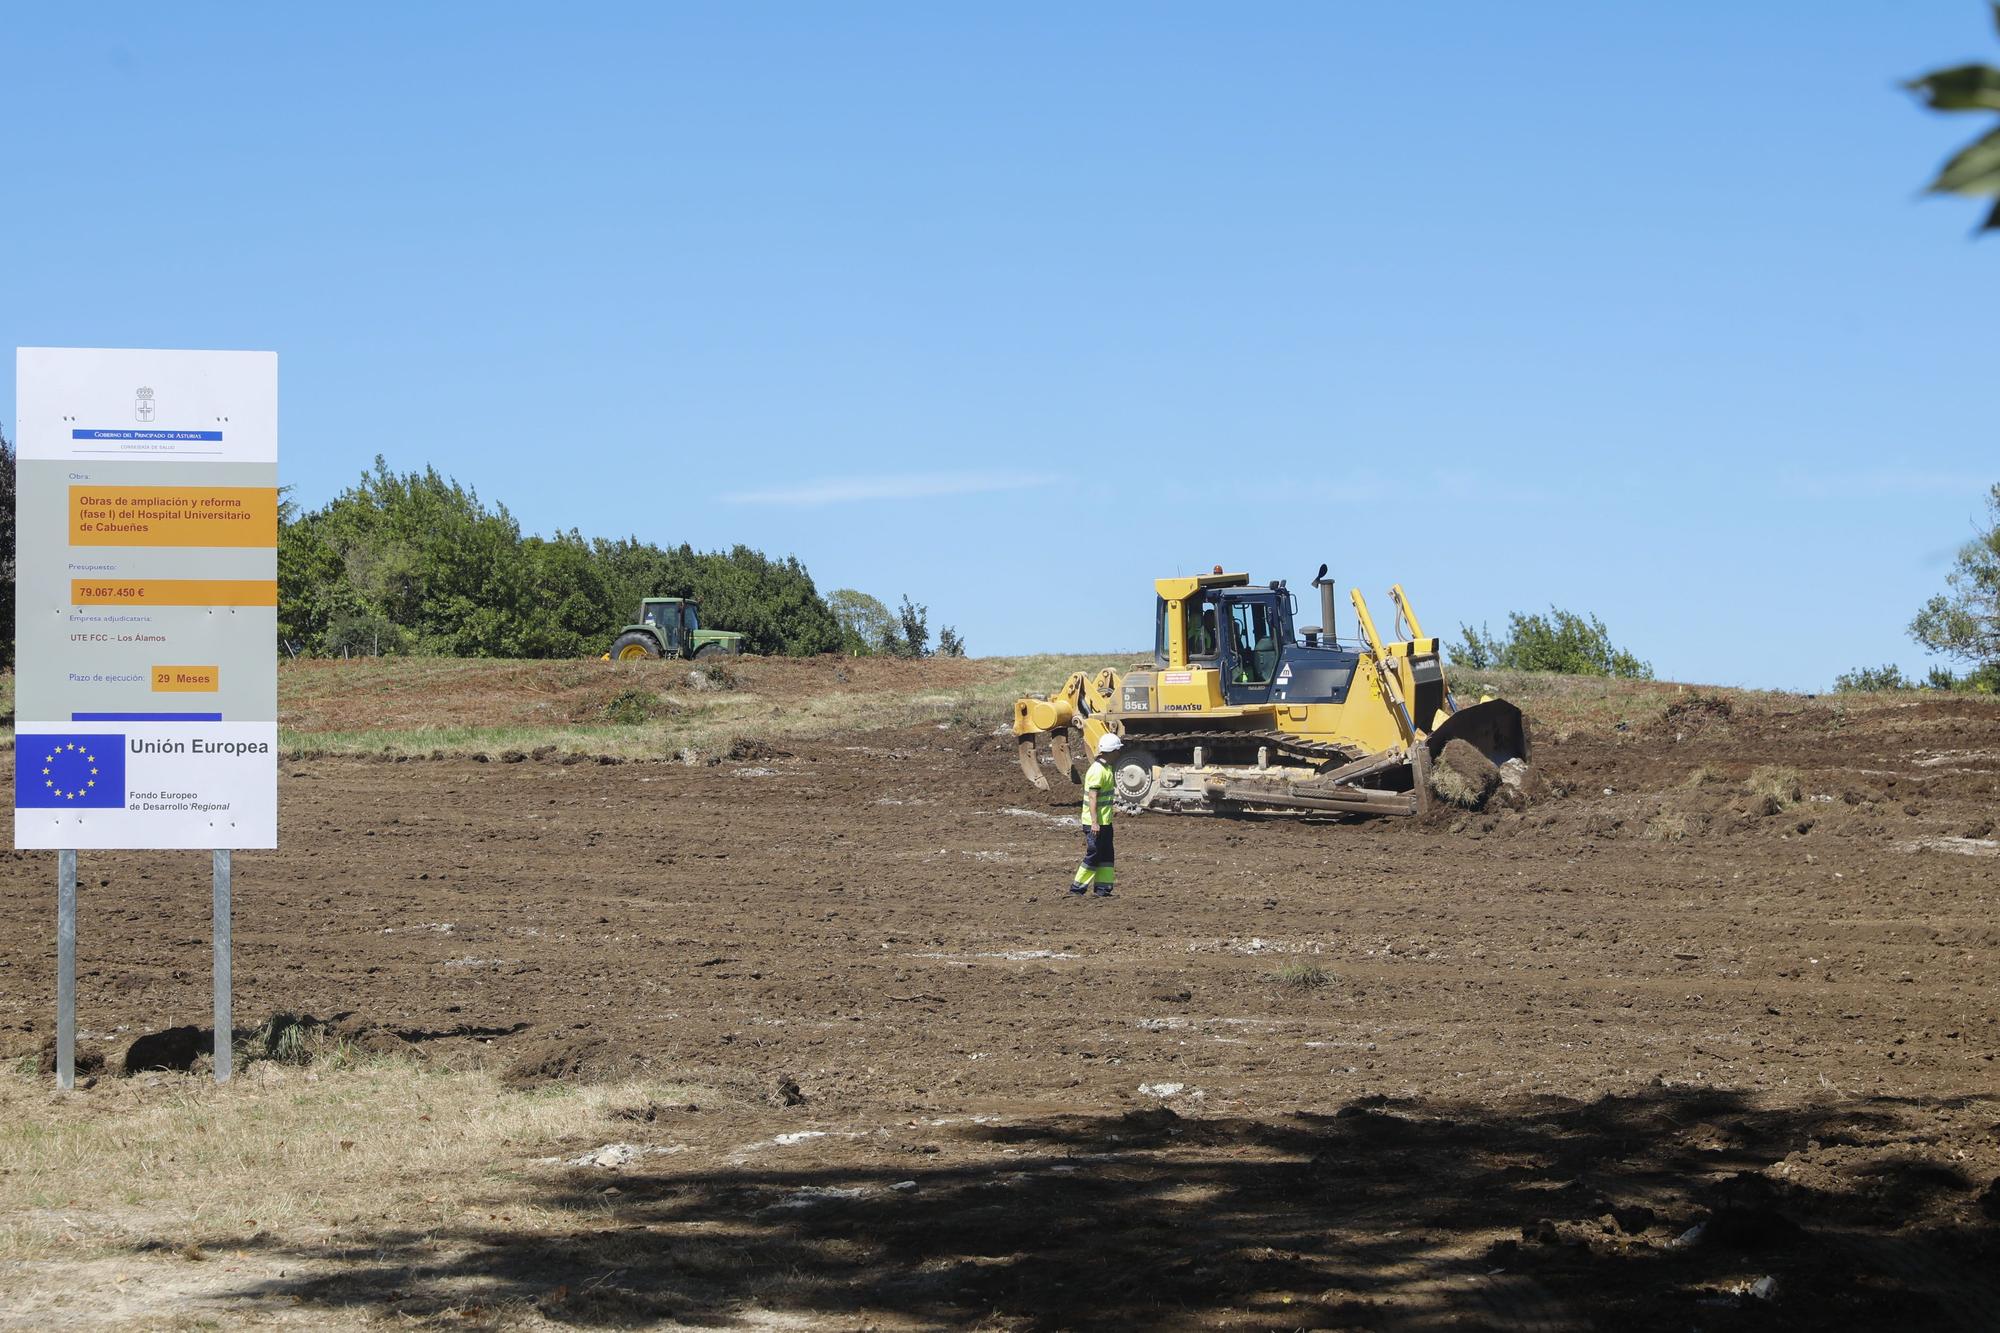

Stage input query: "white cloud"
[{"left": 721, "top": 471, "right": 1045, "bottom": 507}]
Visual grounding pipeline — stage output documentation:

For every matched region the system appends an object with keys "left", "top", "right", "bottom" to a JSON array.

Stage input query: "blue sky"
[{"left": 5, "top": 3, "right": 1994, "bottom": 689}]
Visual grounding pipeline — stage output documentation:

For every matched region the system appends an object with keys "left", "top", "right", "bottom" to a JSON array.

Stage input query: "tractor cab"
[{"left": 640, "top": 598, "right": 695, "bottom": 652}]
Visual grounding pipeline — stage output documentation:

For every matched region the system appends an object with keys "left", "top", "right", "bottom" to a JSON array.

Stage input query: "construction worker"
[{"left": 1071, "top": 734, "right": 1121, "bottom": 896}]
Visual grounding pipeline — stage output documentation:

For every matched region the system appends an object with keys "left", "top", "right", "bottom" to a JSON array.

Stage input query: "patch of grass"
[
  {"left": 242, "top": 1013, "right": 343, "bottom": 1068},
  {"left": 1270, "top": 961, "right": 1331, "bottom": 990},
  {"left": 686, "top": 662, "right": 739, "bottom": 692},
  {"left": 1680, "top": 763, "right": 1726, "bottom": 788},
  {"left": 603, "top": 687, "right": 669, "bottom": 725},
  {"left": 1747, "top": 765, "right": 1803, "bottom": 809},
  {"left": 1644, "top": 810, "right": 1692, "bottom": 842}
]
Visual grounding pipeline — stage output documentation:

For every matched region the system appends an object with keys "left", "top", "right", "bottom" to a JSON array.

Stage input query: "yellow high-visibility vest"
[{"left": 1081, "top": 759, "right": 1115, "bottom": 826}]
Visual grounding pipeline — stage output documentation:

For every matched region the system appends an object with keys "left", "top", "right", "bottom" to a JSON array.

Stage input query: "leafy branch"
[{"left": 1907, "top": 4, "right": 2000, "bottom": 232}]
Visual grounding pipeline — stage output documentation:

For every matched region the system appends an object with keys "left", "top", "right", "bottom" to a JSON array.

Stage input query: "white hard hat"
[{"left": 1096, "top": 734, "right": 1124, "bottom": 756}]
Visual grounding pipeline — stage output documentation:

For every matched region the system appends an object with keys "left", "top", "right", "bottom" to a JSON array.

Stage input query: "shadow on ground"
[{"left": 207, "top": 1086, "right": 2000, "bottom": 1329}]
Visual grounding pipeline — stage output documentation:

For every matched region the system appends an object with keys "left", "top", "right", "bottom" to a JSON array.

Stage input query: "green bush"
[
  {"left": 1834, "top": 664, "right": 1910, "bottom": 693},
  {"left": 1450, "top": 607, "right": 1652, "bottom": 679},
  {"left": 1919, "top": 662, "right": 2000, "bottom": 693},
  {"left": 604, "top": 688, "right": 668, "bottom": 725}
]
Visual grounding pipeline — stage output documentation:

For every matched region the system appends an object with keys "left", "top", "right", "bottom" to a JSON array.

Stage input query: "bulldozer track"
[{"left": 1115, "top": 726, "right": 1369, "bottom": 768}]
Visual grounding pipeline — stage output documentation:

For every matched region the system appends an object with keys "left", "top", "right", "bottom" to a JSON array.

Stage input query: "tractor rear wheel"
[
  {"left": 610, "top": 632, "right": 662, "bottom": 661},
  {"left": 693, "top": 642, "right": 727, "bottom": 661}
]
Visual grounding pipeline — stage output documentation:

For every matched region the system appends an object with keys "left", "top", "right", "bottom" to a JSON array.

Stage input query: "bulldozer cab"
[{"left": 1151, "top": 576, "right": 1295, "bottom": 704}]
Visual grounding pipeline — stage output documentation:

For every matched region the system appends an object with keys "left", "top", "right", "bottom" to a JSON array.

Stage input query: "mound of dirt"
[
  {"left": 1432, "top": 740, "right": 1500, "bottom": 809},
  {"left": 1661, "top": 692, "right": 1734, "bottom": 731},
  {"left": 501, "top": 1033, "right": 645, "bottom": 1088},
  {"left": 35, "top": 1039, "right": 106, "bottom": 1078},
  {"left": 124, "top": 1026, "right": 209, "bottom": 1074}
]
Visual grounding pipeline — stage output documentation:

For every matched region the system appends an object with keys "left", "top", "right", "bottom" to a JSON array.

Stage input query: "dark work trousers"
[{"left": 1072, "top": 826, "right": 1116, "bottom": 892}]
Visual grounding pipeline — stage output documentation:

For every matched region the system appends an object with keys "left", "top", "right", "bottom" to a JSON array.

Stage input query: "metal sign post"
[
  {"left": 212, "top": 849, "right": 232, "bottom": 1082},
  {"left": 47, "top": 849, "right": 235, "bottom": 1087},
  {"left": 56, "top": 850, "right": 77, "bottom": 1091}
]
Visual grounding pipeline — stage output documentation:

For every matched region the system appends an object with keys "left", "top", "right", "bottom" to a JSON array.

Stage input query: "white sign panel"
[{"left": 13, "top": 348, "right": 278, "bottom": 849}]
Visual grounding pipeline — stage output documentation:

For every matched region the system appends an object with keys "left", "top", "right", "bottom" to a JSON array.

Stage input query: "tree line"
[
  {"left": 276, "top": 459, "right": 847, "bottom": 658},
  {"left": 277, "top": 458, "right": 960, "bottom": 660}
]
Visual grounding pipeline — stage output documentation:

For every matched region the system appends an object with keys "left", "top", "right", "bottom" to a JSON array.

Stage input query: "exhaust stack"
[{"left": 1309, "top": 563, "right": 1336, "bottom": 647}]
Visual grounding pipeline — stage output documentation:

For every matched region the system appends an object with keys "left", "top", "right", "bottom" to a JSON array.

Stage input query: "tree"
[
  {"left": 937, "top": 625, "right": 967, "bottom": 658},
  {"left": 0, "top": 427, "right": 14, "bottom": 670},
  {"left": 1909, "top": 482, "right": 2000, "bottom": 677},
  {"left": 1449, "top": 607, "right": 1653, "bottom": 679},
  {"left": 892, "top": 595, "right": 931, "bottom": 659},
  {"left": 1907, "top": 5, "right": 2000, "bottom": 233},
  {"left": 827, "top": 589, "right": 894, "bottom": 655}
]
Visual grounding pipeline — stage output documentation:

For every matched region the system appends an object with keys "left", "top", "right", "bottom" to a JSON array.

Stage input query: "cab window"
[
  {"left": 1229, "top": 602, "right": 1278, "bottom": 684},
  {"left": 1183, "top": 594, "right": 1220, "bottom": 661}
]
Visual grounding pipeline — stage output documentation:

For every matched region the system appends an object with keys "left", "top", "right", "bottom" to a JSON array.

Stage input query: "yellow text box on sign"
[
  {"left": 71, "top": 579, "right": 278, "bottom": 607},
  {"left": 152, "top": 665, "right": 221, "bottom": 692},
  {"left": 69, "top": 485, "right": 279, "bottom": 548}
]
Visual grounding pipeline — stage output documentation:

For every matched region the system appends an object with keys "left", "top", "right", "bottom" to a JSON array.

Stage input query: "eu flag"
[{"left": 16, "top": 734, "right": 127, "bottom": 809}]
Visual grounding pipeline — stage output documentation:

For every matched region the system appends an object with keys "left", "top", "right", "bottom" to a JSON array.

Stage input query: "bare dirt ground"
[{"left": 2, "top": 669, "right": 1998, "bottom": 1329}]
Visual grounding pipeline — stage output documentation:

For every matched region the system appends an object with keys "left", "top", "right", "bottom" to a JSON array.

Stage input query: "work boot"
[
  {"left": 1092, "top": 886, "right": 1115, "bottom": 898},
  {"left": 1068, "top": 881, "right": 1088, "bottom": 895}
]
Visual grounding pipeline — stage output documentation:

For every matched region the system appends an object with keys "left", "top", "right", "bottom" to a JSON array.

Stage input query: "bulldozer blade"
[
  {"left": 1425, "top": 698, "right": 1529, "bottom": 770},
  {"left": 1048, "top": 729, "right": 1077, "bottom": 784},
  {"left": 1016, "top": 736, "right": 1050, "bottom": 791}
]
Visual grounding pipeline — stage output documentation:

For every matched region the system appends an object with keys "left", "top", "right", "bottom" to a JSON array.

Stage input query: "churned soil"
[{"left": 2, "top": 682, "right": 1998, "bottom": 1328}]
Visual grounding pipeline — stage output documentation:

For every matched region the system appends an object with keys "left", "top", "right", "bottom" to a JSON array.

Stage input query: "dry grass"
[
  {"left": 1680, "top": 763, "right": 1727, "bottom": 788},
  {"left": 1270, "top": 961, "right": 1332, "bottom": 990},
  {"left": 0, "top": 1060, "right": 705, "bottom": 1298},
  {"left": 262, "top": 652, "right": 1119, "bottom": 760},
  {"left": 1644, "top": 810, "right": 1693, "bottom": 842},
  {"left": 1747, "top": 764, "right": 1804, "bottom": 809}
]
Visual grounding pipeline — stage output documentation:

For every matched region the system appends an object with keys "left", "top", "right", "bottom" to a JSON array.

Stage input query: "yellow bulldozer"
[{"left": 1012, "top": 564, "right": 1529, "bottom": 817}]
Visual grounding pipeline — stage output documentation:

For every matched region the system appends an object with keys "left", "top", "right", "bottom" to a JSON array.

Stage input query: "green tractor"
[{"left": 607, "top": 597, "right": 747, "bottom": 661}]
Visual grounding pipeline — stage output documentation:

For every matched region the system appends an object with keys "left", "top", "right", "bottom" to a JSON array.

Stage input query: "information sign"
[{"left": 13, "top": 348, "right": 278, "bottom": 850}]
